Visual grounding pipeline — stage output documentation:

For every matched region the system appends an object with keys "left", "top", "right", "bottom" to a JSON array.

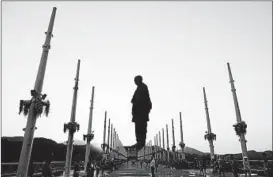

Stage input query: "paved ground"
[
  {"left": 108, "top": 162, "right": 259, "bottom": 177},
  {"left": 70, "top": 163, "right": 254, "bottom": 177},
  {"left": 60, "top": 165, "right": 255, "bottom": 177},
  {"left": 107, "top": 163, "right": 150, "bottom": 177},
  {"left": 107, "top": 163, "right": 223, "bottom": 177}
]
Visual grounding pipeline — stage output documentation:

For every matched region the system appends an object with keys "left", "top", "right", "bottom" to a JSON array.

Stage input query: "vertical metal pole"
[
  {"left": 203, "top": 88, "right": 215, "bottom": 159},
  {"left": 150, "top": 141, "right": 152, "bottom": 156},
  {"left": 159, "top": 131, "right": 161, "bottom": 162},
  {"left": 179, "top": 112, "right": 186, "bottom": 161},
  {"left": 110, "top": 124, "right": 113, "bottom": 149},
  {"left": 156, "top": 134, "right": 159, "bottom": 161},
  {"left": 84, "top": 86, "right": 95, "bottom": 171},
  {"left": 162, "top": 128, "right": 165, "bottom": 162},
  {"left": 107, "top": 119, "right": 111, "bottom": 154},
  {"left": 16, "top": 8, "right": 57, "bottom": 177},
  {"left": 166, "top": 124, "right": 170, "bottom": 162},
  {"left": 227, "top": 63, "right": 251, "bottom": 175},
  {"left": 103, "top": 112, "right": 107, "bottom": 153},
  {"left": 154, "top": 136, "right": 157, "bottom": 159},
  {"left": 113, "top": 128, "right": 116, "bottom": 158},
  {"left": 172, "top": 119, "right": 176, "bottom": 161},
  {"left": 64, "top": 60, "right": 81, "bottom": 177},
  {"left": 110, "top": 124, "right": 113, "bottom": 158}
]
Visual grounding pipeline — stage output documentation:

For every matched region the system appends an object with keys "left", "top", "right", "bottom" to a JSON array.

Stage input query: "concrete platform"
[{"left": 107, "top": 164, "right": 239, "bottom": 177}]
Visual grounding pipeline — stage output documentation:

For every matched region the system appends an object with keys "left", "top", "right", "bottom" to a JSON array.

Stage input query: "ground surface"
[
  {"left": 74, "top": 161, "right": 259, "bottom": 177},
  {"left": 106, "top": 162, "right": 236, "bottom": 177},
  {"left": 63, "top": 164, "right": 253, "bottom": 177}
]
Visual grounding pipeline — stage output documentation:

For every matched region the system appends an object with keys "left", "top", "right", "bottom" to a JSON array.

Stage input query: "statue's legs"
[{"left": 135, "top": 121, "right": 147, "bottom": 149}]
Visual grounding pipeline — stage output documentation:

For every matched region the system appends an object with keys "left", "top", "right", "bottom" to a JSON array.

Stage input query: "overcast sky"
[{"left": 2, "top": 1, "right": 272, "bottom": 154}]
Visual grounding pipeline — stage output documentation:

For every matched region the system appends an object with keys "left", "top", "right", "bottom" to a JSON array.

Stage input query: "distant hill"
[
  {"left": 2, "top": 137, "right": 272, "bottom": 162},
  {"left": 1, "top": 136, "right": 103, "bottom": 163},
  {"left": 179, "top": 148, "right": 272, "bottom": 160},
  {"left": 124, "top": 144, "right": 205, "bottom": 156},
  {"left": 124, "top": 144, "right": 272, "bottom": 160},
  {"left": 223, "top": 150, "right": 273, "bottom": 160},
  {"left": 62, "top": 139, "right": 102, "bottom": 153},
  {"left": 180, "top": 146, "right": 206, "bottom": 156},
  {"left": 62, "top": 140, "right": 86, "bottom": 146},
  {"left": 3, "top": 136, "right": 24, "bottom": 142},
  {"left": 73, "top": 140, "right": 86, "bottom": 146}
]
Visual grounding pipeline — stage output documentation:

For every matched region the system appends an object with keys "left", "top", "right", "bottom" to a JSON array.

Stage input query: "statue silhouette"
[{"left": 131, "top": 75, "right": 152, "bottom": 150}]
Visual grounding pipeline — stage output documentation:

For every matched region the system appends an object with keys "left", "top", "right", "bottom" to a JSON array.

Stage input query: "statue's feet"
[
  {"left": 135, "top": 143, "right": 144, "bottom": 151},
  {"left": 132, "top": 142, "right": 141, "bottom": 150},
  {"left": 132, "top": 143, "right": 138, "bottom": 148}
]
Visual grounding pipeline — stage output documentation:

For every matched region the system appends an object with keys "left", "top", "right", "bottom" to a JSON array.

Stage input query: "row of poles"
[
  {"left": 137, "top": 114, "right": 185, "bottom": 163},
  {"left": 64, "top": 60, "right": 128, "bottom": 175},
  {"left": 100, "top": 112, "right": 128, "bottom": 165},
  {"left": 16, "top": 8, "right": 128, "bottom": 177},
  {"left": 137, "top": 64, "right": 252, "bottom": 176},
  {"left": 16, "top": 7, "right": 252, "bottom": 177}
]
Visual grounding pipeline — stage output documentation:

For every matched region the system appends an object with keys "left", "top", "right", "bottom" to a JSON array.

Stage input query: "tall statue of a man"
[{"left": 131, "top": 75, "right": 152, "bottom": 150}]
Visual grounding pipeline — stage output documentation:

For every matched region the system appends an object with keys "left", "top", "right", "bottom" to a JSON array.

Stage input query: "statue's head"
[{"left": 134, "top": 75, "right": 143, "bottom": 86}]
